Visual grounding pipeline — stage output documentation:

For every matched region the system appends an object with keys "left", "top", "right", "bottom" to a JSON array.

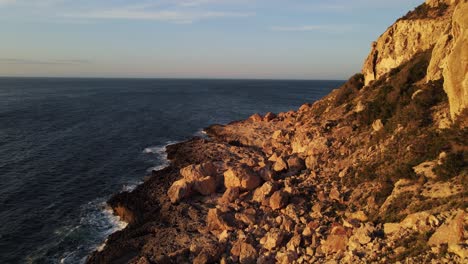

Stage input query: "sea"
[{"left": 0, "top": 78, "right": 342, "bottom": 263}]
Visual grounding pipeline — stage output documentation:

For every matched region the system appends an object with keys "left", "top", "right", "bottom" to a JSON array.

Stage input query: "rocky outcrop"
[{"left": 362, "top": 0, "right": 468, "bottom": 120}]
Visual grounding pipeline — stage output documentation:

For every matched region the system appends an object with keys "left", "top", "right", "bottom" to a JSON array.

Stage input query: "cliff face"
[
  {"left": 87, "top": 1, "right": 467, "bottom": 264},
  {"left": 443, "top": 2, "right": 468, "bottom": 119},
  {"left": 362, "top": 0, "right": 468, "bottom": 119}
]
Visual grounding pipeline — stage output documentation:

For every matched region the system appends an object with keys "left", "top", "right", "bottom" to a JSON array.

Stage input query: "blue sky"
[{"left": 0, "top": 0, "right": 423, "bottom": 79}]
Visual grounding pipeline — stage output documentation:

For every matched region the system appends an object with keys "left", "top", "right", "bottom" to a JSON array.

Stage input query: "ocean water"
[{"left": 0, "top": 78, "right": 342, "bottom": 263}]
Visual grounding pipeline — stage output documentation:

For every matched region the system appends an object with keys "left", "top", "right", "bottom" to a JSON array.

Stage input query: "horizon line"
[{"left": 0, "top": 75, "right": 347, "bottom": 81}]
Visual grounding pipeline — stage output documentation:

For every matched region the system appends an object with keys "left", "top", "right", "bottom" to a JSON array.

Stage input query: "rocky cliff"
[
  {"left": 87, "top": 1, "right": 467, "bottom": 263},
  {"left": 362, "top": 0, "right": 468, "bottom": 119}
]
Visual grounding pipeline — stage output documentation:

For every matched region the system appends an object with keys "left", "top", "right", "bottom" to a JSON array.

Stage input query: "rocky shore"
[{"left": 87, "top": 1, "right": 467, "bottom": 263}]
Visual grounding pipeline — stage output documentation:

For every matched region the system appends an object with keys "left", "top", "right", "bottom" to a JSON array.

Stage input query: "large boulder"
[
  {"left": 193, "top": 176, "right": 217, "bottom": 196},
  {"left": 428, "top": 210, "right": 465, "bottom": 246},
  {"left": 167, "top": 179, "right": 193, "bottom": 204},
  {"left": 180, "top": 162, "right": 217, "bottom": 182},
  {"left": 224, "top": 165, "right": 262, "bottom": 191}
]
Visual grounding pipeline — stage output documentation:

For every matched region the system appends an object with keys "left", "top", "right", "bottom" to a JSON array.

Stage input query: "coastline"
[{"left": 86, "top": 1, "right": 467, "bottom": 263}]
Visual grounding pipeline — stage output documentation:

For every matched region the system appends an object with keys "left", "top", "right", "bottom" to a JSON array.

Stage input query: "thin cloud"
[
  {"left": 271, "top": 24, "right": 355, "bottom": 33},
  {"left": 271, "top": 25, "right": 325, "bottom": 32},
  {"left": 66, "top": 9, "right": 254, "bottom": 23},
  {"left": 0, "top": 58, "right": 91, "bottom": 65}
]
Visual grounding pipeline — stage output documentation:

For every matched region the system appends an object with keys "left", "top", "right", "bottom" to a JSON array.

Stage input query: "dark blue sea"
[{"left": 0, "top": 78, "right": 342, "bottom": 263}]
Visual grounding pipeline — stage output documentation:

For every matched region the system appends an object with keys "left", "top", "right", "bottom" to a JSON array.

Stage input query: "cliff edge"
[
  {"left": 87, "top": 1, "right": 467, "bottom": 263},
  {"left": 362, "top": 0, "right": 468, "bottom": 119}
]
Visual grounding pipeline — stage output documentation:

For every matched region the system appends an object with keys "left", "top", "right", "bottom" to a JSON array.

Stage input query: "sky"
[{"left": 0, "top": 0, "right": 424, "bottom": 79}]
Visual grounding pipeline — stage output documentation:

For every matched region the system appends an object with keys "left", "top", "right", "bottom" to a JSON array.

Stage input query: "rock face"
[
  {"left": 362, "top": 2, "right": 452, "bottom": 85},
  {"left": 362, "top": 0, "right": 468, "bottom": 120},
  {"left": 443, "top": 1, "right": 468, "bottom": 118}
]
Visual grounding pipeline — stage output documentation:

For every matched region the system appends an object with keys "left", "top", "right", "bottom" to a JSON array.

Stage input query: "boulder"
[
  {"left": 253, "top": 182, "right": 276, "bottom": 203},
  {"left": 352, "top": 223, "right": 375, "bottom": 245},
  {"left": 287, "top": 156, "right": 305, "bottom": 173},
  {"left": 219, "top": 187, "right": 240, "bottom": 204},
  {"left": 269, "top": 190, "right": 289, "bottom": 210},
  {"left": 249, "top": 113, "right": 263, "bottom": 122},
  {"left": 224, "top": 165, "right": 262, "bottom": 191},
  {"left": 263, "top": 229, "right": 286, "bottom": 250},
  {"left": 273, "top": 158, "right": 288, "bottom": 172},
  {"left": 193, "top": 176, "right": 217, "bottom": 196},
  {"left": 167, "top": 179, "right": 192, "bottom": 204},
  {"left": 428, "top": 210, "right": 465, "bottom": 246},
  {"left": 305, "top": 155, "right": 318, "bottom": 170},
  {"left": 322, "top": 226, "right": 348, "bottom": 254},
  {"left": 207, "top": 208, "right": 236, "bottom": 231},
  {"left": 272, "top": 130, "right": 283, "bottom": 140},
  {"left": 193, "top": 242, "right": 223, "bottom": 264},
  {"left": 231, "top": 241, "right": 258, "bottom": 264},
  {"left": 180, "top": 162, "right": 217, "bottom": 182},
  {"left": 275, "top": 251, "right": 298, "bottom": 264}
]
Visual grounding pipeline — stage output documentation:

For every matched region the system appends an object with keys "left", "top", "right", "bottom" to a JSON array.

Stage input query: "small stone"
[
  {"left": 219, "top": 187, "right": 240, "bottom": 204},
  {"left": 273, "top": 158, "right": 288, "bottom": 172},
  {"left": 264, "top": 112, "right": 277, "bottom": 122},
  {"left": 269, "top": 190, "right": 289, "bottom": 210},
  {"left": 263, "top": 229, "right": 286, "bottom": 250},
  {"left": 372, "top": 119, "right": 384, "bottom": 132},
  {"left": 329, "top": 187, "right": 340, "bottom": 201},
  {"left": 249, "top": 113, "right": 263, "bottom": 122},
  {"left": 253, "top": 182, "right": 276, "bottom": 203}
]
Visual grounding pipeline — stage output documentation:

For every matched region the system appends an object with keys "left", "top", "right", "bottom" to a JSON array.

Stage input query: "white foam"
[{"left": 194, "top": 129, "right": 208, "bottom": 137}]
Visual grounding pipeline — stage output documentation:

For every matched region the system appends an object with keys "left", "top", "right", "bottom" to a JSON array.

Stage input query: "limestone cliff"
[
  {"left": 443, "top": 2, "right": 468, "bottom": 119},
  {"left": 362, "top": 0, "right": 468, "bottom": 119}
]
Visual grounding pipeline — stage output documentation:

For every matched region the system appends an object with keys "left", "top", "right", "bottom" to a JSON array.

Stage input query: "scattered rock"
[
  {"left": 224, "top": 165, "right": 262, "bottom": 191},
  {"left": 273, "top": 158, "right": 288, "bottom": 172},
  {"left": 372, "top": 119, "right": 384, "bottom": 132},
  {"left": 253, "top": 182, "right": 276, "bottom": 203},
  {"left": 263, "top": 229, "right": 286, "bottom": 250},
  {"left": 207, "top": 208, "right": 236, "bottom": 231},
  {"left": 322, "top": 226, "right": 348, "bottom": 254},
  {"left": 167, "top": 179, "right": 192, "bottom": 204},
  {"left": 287, "top": 156, "right": 305, "bottom": 173},
  {"left": 429, "top": 210, "right": 465, "bottom": 246},
  {"left": 193, "top": 176, "right": 217, "bottom": 196},
  {"left": 231, "top": 241, "right": 258, "bottom": 264},
  {"left": 249, "top": 113, "right": 263, "bottom": 122},
  {"left": 269, "top": 190, "right": 289, "bottom": 210},
  {"left": 264, "top": 112, "right": 277, "bottom": 122}
]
